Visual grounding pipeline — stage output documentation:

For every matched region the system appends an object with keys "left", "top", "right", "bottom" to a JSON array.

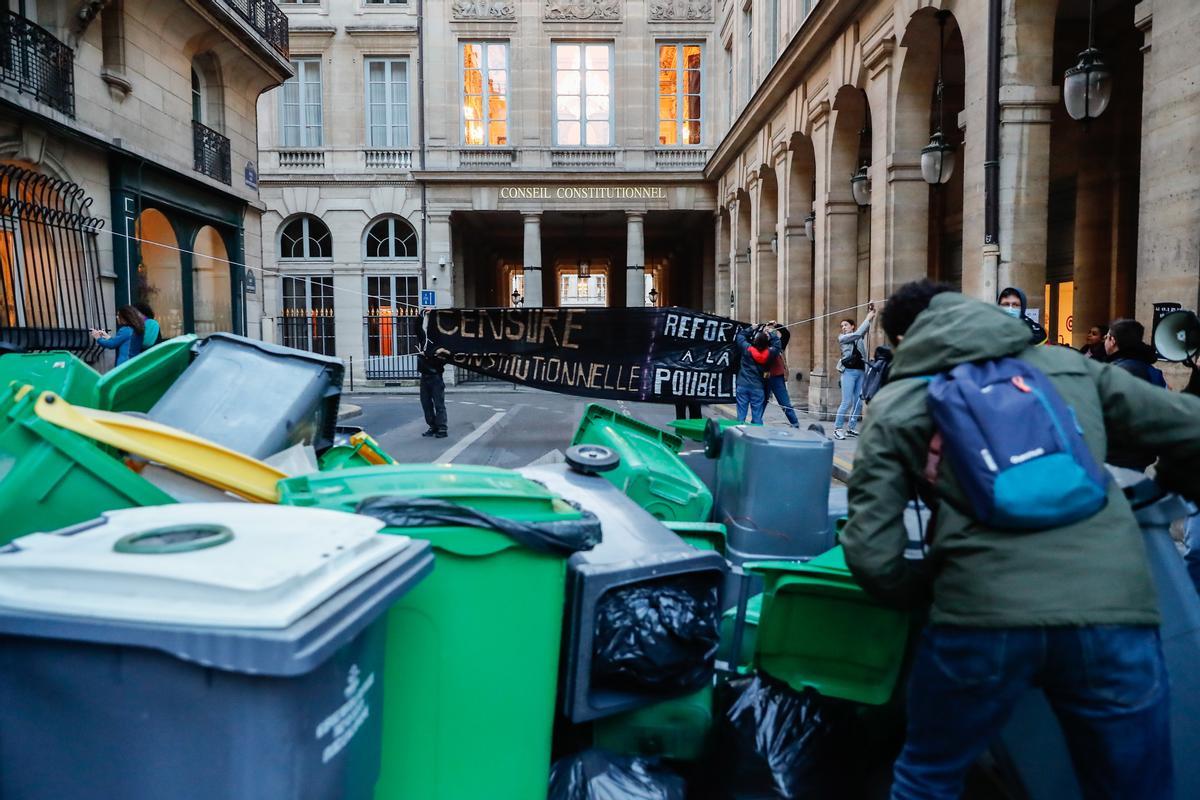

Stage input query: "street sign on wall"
[{"left": 420, "top": 290, "right": 436, "bottom": 308}]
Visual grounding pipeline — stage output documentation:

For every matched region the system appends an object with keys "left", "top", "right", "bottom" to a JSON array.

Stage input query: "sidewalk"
[{"left": 711, "top": 400, "right": 858, "bottom": 483}]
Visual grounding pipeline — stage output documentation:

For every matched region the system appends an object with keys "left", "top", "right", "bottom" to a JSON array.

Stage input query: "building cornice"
[
  {"left": 345, "top": 24, "right": 419, "bottom": 36},
  {"left": 410, "top": 170, "right": 713, "bottom": 184}
]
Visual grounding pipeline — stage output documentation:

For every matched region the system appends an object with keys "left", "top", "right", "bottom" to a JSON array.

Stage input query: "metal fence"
[
  {"left": 222, "top": 0, "right": 290, "bottom": 58},
  {"left": 454, "top": 366, "right": 512, "bottom": 386},
  {"left": 0, "top": 11, "right": 75, "bottom": 117},
  {"left": 193, "top": 121, "right": 232, "bottom": 185},
  {"left": 0, "top": 164, "right": 104, "bottom": 361},
  {"left": 363, "top": 314, "right": 420, "bottom": 380}
]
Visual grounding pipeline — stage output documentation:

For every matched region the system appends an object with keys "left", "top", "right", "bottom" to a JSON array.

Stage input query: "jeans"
[
  {"left": 419, "top": 373, "right": 447, "bottom": 433},
  {"left": 892, "top": 625, "right": 1172, "bottom": 800},
  {"left": 1184, "top": 513, "right": 1200, "bottom": 597},
  {"left": 834, "top": 368, "right": 864, "bottom": 431},
  {"left": 735, "top": 381, "right": 766, "bottom": 424},
  {"left": 766, "top": 375, "right": 799, "bottom": 426}
]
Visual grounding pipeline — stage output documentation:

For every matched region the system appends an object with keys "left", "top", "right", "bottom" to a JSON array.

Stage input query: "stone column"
[
  {"left": 995, "top": 85, "right": 1058, "bottom": 310},
  {"left": 807, "top": 97, "right": 834, "bottom": 415},
  {"left": 426, "top": 212, "right": 455, "bottom": 306},
  {"left": 714, "top": 211, "right": 731, "bottom": 316},
  {"left": 522, "top": 213, "right": 543, "bottom": 306},
  {"left": 1072, "top": 120, "right": 1115, "bottom": 346},
  {"left": 625, "top": 212, "right": 645, "bottom": 307}
]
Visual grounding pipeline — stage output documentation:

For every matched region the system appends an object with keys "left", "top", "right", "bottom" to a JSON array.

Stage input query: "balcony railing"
[
  {"left": 193, "top": 120, "right": 232, "bottom": 185},
  {"left": 222, "top": 0, "right": 290, "bottom": 58},
  {"left": 0, "top": 11, "right": 75, "bottom": 117},
  {"left": 654, "top": 148, "right": 709, "bottom": 170},
  {"left": 278, "top": 149, "right": 326, "bottom": 169},
  {"left": 459, "top": 149, "right": 515, "bottom": 169},
  {"left": 364, "top": 149, "right": 413, "bottom": 170},
  {"left": 550, "top": 149, "right": 618, "bottom": 169}
]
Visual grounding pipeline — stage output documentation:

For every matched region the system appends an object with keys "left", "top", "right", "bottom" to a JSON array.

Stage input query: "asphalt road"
[{"left": 342, "top": 387, "right": 689, "bottom": 468}]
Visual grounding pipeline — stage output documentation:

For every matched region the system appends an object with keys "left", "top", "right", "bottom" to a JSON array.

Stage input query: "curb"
[
  {"left": 832, "top": 455, "right": 854, "bottom": 483},
  {"left": 337, "top": 403, "right": 363, "bottom": 422}
]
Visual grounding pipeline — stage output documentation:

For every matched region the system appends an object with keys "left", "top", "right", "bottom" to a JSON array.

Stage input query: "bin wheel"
[
  {"left": 703, "top": 418, "right": 724, "bottom": 459},
  {"left": 565, "top": 444, "right": 620, "bottom": 475}
]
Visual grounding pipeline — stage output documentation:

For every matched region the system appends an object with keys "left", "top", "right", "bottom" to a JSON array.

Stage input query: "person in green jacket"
[
  {"left": 841, "top": 281, "right": 1200, "bottom": 800},
  {"left": 134, "top": 302, "right": 161, "bottom": 349}
]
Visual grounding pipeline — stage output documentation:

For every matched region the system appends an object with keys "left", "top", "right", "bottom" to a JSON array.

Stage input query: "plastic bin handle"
[{"left": 33, "top": 392, "right": 284, "bottom": 502}]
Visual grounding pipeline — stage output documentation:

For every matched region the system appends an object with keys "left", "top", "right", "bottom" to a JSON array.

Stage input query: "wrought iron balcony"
[
  {"left": 193, "top": 120, "right": 232, "bottom": 185},
  {"left": 0, "top": 11, "right": 75, "bottom": 117},
  {"left": 222, "top": 0, "right": 290, "bottom": 58}
]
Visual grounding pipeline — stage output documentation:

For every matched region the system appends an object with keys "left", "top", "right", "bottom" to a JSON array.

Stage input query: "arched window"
[
  {"left": 191, "top": 67, "right": 203, "bottom": 124},
  {"left": 279, "top": 215, "right": 332, "bottom": 260},
  {"left": 365, "top": 216, "right": 418, "bottom": 259},
  {"left": 190, "top": 53, "right": 224, "bottom": 131}
]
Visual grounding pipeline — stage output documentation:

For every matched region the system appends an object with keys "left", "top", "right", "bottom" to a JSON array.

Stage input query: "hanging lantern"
[
  {"left": 921, "top": 132, "right": 956, "bottom": 185},
  {"left": 1064, "top": 47, "right": 1112, "bottom": 121},
  {"left": 1063, "top": 0, "right": 1112, "bottom": 121},
  {"left": 803, "top": 210, "right": 815, "bottom": 241},
  {"left": 850, "top": 165, "right": 871, "bottom": 208}
]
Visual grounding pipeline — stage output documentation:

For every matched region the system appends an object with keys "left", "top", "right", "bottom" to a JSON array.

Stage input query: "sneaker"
[
  {"left": 833, "top": 428, "right": 846, "bottom": 440},
  {"left": 421, "top": 428, "right": 436, "bottom": 437},
  {"left": 434, "top": 430, "right": 448, "bottom": 438},
  {"left": 847, "top": 429, "right": 860, "bottom": 437}
]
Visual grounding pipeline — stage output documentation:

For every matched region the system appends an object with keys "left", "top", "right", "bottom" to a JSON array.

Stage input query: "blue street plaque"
[
  {"left": 420, "top": 290, "right": 436, "bottom": 308},
  {"left": 244, "top": 161, "right": 258, "bottom": 189}
]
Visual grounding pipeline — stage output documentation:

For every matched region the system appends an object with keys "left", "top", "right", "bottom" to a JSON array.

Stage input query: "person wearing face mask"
[{"left": 997, "top": 287, "right": 1048, "bottom": 346}]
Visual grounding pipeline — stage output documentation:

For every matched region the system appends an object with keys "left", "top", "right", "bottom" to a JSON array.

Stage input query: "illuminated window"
[
  {"left": 560, "top": 272, "right": 607, "bottom": 306},
  {"left": 553, "top": 42, "right": 613, "bottom": 147},
  {"left": 658, "top": 43, "right": 702, "bottom": 146},
  {"left": 462, "top": 42, "right": 508, "bottom": 146},
  {"left": 366, "top": 58, "right": 410, "bottom": 147},
  {"left": 280, "top": 58, "right": 322, "bottom": 147},
  {"left": 281, "top": 276, "right": 335, "bottom": 356}
]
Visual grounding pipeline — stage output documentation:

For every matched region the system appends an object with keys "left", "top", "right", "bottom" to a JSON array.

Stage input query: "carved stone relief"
[
  {"left": 648, "top": 0, "right": 714, "bottom": 22},
  {"left": 544, "top": 1, "right": 622, "bottom": 21},
  {"left": 452, "top": 1, "right": 516, "bottom": 21}
]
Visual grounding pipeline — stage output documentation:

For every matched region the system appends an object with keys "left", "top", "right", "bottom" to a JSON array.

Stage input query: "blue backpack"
[{"left": 926, "top": 358, "right": 1108, "bottom": 530}]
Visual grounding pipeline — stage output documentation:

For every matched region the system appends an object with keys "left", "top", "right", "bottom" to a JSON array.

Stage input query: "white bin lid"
[{"left": 0, "top": 504, "right": 412, "bottom": 630}]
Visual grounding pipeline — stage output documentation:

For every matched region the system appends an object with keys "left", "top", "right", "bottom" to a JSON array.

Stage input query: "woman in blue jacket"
[{"left": 91, "top": 305, "right": 145, "bottom": 366}]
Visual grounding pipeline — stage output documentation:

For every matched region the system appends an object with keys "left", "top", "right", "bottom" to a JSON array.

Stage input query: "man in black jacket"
[{"left": 418, "top": 352, "right": 448, "bottom": 438}]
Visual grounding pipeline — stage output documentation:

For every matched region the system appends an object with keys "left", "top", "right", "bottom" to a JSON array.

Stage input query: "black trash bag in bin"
[
  {"left": 592, "top": 574, "right": 720, "bottom": 692},
  {"left": 548, "top": 749, "right": 686, "bottom": 800},
  {"left": 355, "top": 497, "right": 601, "bottom": 556},
  {"left": 717, "top": 675, "right": 862, "bottom": 798}
]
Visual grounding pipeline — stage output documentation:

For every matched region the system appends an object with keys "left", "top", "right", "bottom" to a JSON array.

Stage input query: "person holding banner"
[
  {"left": 418, "top": 351, "right": 448, "bottom": 438},
  {"left": 734, "top": 326, "right": 780, "bottom": 424}
]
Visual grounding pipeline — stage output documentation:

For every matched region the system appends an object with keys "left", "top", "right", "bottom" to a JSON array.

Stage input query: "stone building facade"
[
  {"left": 259, "top": 0, "right": 1200, "bottom": 403},
  {"left": 1, "top": 0, "right": 291, "bottom": 363},
  {"left": 710, "top": 0, "right": 1200, "bottom": 411}
]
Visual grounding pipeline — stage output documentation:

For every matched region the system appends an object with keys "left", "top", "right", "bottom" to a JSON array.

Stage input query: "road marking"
[
  {"left": 524, "top": 448, "right": 565, "bottom": 466},
  {"left": 434, "top": 411, "right": 506, "bottom": 464}
]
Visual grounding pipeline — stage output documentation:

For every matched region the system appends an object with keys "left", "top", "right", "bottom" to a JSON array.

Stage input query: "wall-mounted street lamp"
[
  {"left": 577, "top": 214, "right": 590, "bottom": 278},
  {"left": 922, "top": 10, "right": 957, "bottom": 185},
  {"left": 511, "top": 289, "right": 524, "bottom": 306},
  {"left": 1063, "top": 0, "right": 1112, "bottom": 121},
  {"left": 770, "top": 234, "right": 778, "bottom": 254},
  {"left": 648, "top": 287, "right": 659, "bottom": 305},
  {"left": 804, "top": 209, "right": 815, "bottom": 241}
]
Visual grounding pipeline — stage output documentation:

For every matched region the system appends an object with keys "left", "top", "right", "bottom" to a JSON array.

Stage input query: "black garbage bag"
[
  {"left": 548, "top": 749, "right": 686, "bottom": 800},
  {"left": 355, "top": 496, "right": 601, "bottom": 555},
  {"left": 592, "top": 574, "right": 720, "bottom": 691},
  {"left": 717, "top": 675, "right": 862, "bottom": 798}
]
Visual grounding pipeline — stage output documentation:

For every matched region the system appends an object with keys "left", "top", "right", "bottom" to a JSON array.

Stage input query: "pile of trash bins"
[{"left": 1, "top": 337, "right": 1193, "bottom": 799}]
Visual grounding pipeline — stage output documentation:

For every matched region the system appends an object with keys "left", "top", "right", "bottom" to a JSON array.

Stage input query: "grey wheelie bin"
[
  {"left": 521, "top": 460, "right": 726, "bottom": 723},
  {"left": 0, "top": 503, "right": 433, "bottom": 800},
  {"left": 148, "top": 333, "right": 344, "bottom": 457}
]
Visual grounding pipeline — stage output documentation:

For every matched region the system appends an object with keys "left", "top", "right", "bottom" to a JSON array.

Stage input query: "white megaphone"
[{"left": 1153, "top": 309, "right": 1200, "bottom": 362}]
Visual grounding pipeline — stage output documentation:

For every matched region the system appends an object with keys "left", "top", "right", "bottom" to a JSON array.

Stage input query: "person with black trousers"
[{"left": 418, "top": 352, "right": 448, "bottom": 438}]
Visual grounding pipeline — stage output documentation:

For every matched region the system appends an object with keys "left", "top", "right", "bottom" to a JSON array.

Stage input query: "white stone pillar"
[
  {"left": 625, "top": 212, "right": 645, "bottom": 307},
  {"left": 522, "top": 213, "right": 543, "bottom": 306}
]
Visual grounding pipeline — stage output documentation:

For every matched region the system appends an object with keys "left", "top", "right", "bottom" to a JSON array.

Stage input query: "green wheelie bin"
[
  {"left": 0, "top": 387, "right": 173, "bottom": 543},
  {"left": 0, "top": 351, "right": 100, "bottom": 407},
  {"left": 572, "top": 403, "right": 713, "bottom": 522},
  {"left": 277, "top": 464, "right": 593, "bottom": 800}
]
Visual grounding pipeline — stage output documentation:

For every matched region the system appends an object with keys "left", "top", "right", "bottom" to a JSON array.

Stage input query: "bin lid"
[{"left": 0, "top": 504, "right": 413, "bottom": 629}]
